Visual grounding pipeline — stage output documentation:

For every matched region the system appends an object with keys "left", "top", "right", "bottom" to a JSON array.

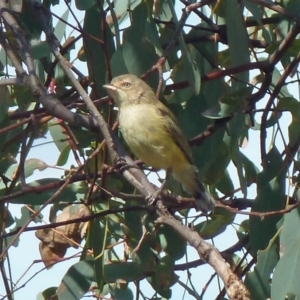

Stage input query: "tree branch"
[{"left": 156, "top": 200, "right": 250, "bottom": 300}]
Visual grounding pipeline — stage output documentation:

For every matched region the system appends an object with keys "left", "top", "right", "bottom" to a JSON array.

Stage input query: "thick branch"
[{"left": 156, "top": 201, "right": 249, "bottom": 300}]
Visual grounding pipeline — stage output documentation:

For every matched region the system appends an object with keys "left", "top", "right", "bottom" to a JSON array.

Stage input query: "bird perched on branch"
[{"left": 104, "top": 74, "right": 215, "bottom": 212}]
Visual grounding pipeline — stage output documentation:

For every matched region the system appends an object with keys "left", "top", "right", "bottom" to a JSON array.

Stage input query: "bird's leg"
[
  {"left": 147, "top": 169, "right": 170, "bottom": 206},
  {"left": 114, "top": 157, "right": 134, "bottom": 173},
  {"left": 115, "top": 157, "right": 126, "bottom": 168}
]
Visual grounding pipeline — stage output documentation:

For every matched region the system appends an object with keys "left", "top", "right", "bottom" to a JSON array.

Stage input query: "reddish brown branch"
[
  {"left": 261, "top": 26, "right": 300, "bottom": 160},
  {"left": 0, "top": 206, "right": 147, "bottom": 239}
]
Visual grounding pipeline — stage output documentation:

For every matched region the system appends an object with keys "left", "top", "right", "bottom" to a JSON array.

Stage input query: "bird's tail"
[
  {"left": 192, "top": 178, "right": 216, "bottom": 212},
  {"left": 173, "top": 165, "right": 215, "bottom": 213}
]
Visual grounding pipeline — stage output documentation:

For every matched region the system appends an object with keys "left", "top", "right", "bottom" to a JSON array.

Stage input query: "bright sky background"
[{"left": 0, "top": 1, "right": 296, "bottom": 299}]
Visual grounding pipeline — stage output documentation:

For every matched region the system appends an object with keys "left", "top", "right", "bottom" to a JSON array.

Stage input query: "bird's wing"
[{"left": 156, "top": 103, "right": 194, "bottom": 165}]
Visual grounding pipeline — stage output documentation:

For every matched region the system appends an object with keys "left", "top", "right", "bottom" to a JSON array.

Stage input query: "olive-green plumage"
[{"left": 104, "top": 74, "right": 215, "bottom": 212}]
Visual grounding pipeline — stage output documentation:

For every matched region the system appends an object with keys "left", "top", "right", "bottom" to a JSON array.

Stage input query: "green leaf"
[
  {"left": 203, "top": 87, "right": 252, "bottom": 119},
  {"left": 75, "top": 0, "right": 95, "bottom": 11},
  {"left": 110, "top": 46, "right": 128, "bottom": 77},
  {"left": 215, "top": 169, "right": 235, "bottom": 195},
  {"left": 83, "top": 6, "right": 115, "bottom": 97},
  {"left": 56, "top": 260, "right": 95, "bottom": 300},
  {"left": 0, "top": 47, "right": 10, "bottom": 70},
  {"left": 195, "top": 208, "right": 235, "bottom": 239},
  {"left": 177, "top": 94, "right": 225, "bottom": 179},
  {"left": 0, "top": 86, "right": 10, "bottom": 123},
  {"left": 224, "top": 113, "right": 248, "bottom": 196},
  {"left": 157, "top": 225, "right": 186, "bottom": 261},
  {"left": 266, "top": 39, "right": 300, "bottom": 58},
  {"left": 179, "top": 41, "right": 201, "bottom": 95},
  {"left": 16, "top": 205, "right": 42, "bottom": 225},
  {"left": 122, "top": 2, "right": 158, "bottom": 84},
  {"left": 114, "top": 0, "right": 142, "bottom": 18},
  {"left": 249, "top": 147, "right": 286, "bottom": 254},
  {"left": 220, "top": 87, "right": 252, "bottom": 110},
  {"left": 7, "top": 205, "right": 42, "bottom": 247},
  {"left": 205, "top": 142, "right": 230, "bottom": 185},
  {"left": 272, "top": 211, "right": 300, "bottom": 299},
  {"left": 14, "top": 85, "right": 35, "bottom": 111},
  {"left": 104, "top": 262, "right": 148, "bottom": 282},
  {"left": 270, "top": 67, "right": 292, "bottom": 98},
  {"left": 277, "top": 97, "right": 300, "bottom": 146},
  {"left": 168, "top": 58, "right": 193, "bottom": 104},
  {"left": 4, "top": 208, "right": 14, "bottom": 228},
  {"left": 283, "top": 0, "right": 300, "bottom": 16},
  {"left": 29, "top": 41, "right": 51, "bottom": 59},
  {"left": 202, "top": 103, "right": 233, "bottom": 119},
  {"left": 70, "top": 125, "right": 100, "bottom": 149},
  {"left": 56, "top": 144, "right": 71, "bottom": 166},
  {"left": 145, "top": 17, "right": 165, "bottom": 60},
  {"left": 54, "top": 9, "right": 70, "bottom": 43},
  {"left": 15, "top": 0, "right": 45, "bottom": 39},
  {"left": 91, "top": 219, "right": 107, "bottom": 292},
  {"left": 122, "top": 209, "right": 158, "bottom": 271},
  {"left": 245, "top": 241, "right": 279, "bottom": 299},
  {"left": 124, "top": 207, "right": 143, "bottom": 246},
  {"left": 225, "top": 0, "right": 250, "bottom": 90},
  {"left": 109, "top": 285, "right": 134, "bottom": 300},
  {"left": 50, "top": 0, "right": 59, "bottom": 5},
  {"left": 111, "top": 0, "right": 142, "bottom": 32},
  {"left": 240, "top": 151, "right": 259, "bottom": 184},
  {"left": 23, "top": 158, "right": 49, "bottom": 178},
  {"left": 37, "top": 287, "right": 58, "bottom": 300},
  {"left": 244, "top": 1, "right": 272, "bottom": 44},
  {"left": 0, "top": 118, "right": 21, "bottom": 174},
  {"left": 168, "top": 1, "right": 201, "bottom": 94},
  {"left": 148, "top": 255, "right": 174, "bottom": 298},
  {"left": 153, "top": 0, "right": 173, "bottom": 21},
  {"left": 10, "top": 179, "right": 82, "bottom": 205},
  {"left": 202, "top": 73, "right": 229, "bottom": 119},
  {"left": 187, "top": 22, "right": 221, "bottom": 76},
  {"left": 286, "top": 293, "right": 298, "bottom": 300},
  {"left": 49, "top": 121, "right": 69, "bottom": 152},
  {"left": 263, "top": 111, "right": 282, "bottom": 129}
]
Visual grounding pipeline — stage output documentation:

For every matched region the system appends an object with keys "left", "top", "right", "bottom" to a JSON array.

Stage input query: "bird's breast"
[{"left": 118, "top": 104, "right": 188, "bottom": 170}]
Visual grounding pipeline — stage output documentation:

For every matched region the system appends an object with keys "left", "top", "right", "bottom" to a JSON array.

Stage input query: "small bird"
[{"left": 104, "top": 74, "right": 215, "bottom": 212}]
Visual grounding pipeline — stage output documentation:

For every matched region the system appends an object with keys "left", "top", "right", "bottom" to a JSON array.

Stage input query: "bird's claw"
[
  {"left": 115, "top": 157, "right": 128, "bottom": 171},
  {"left": 146, "top": 190, "right": 161, "bottom": 206}
]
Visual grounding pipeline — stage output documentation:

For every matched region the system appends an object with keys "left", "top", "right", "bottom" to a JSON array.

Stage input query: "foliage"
[{"left": 0, "top": 0, "right": 300, "bottom": 299}]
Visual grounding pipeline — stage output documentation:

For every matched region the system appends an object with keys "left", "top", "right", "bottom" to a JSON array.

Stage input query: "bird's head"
[{"left": 104, "top": 74, "right": 157, "bottom": 107}]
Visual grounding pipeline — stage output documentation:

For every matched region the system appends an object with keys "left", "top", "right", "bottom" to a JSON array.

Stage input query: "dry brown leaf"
[{"left": 35, "top": 204, "right": 90, "bottom": 268}]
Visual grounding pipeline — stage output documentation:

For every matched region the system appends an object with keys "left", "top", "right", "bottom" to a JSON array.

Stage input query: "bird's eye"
[{"left": 123, "top": 82, "right": 130, "bottom": 88}]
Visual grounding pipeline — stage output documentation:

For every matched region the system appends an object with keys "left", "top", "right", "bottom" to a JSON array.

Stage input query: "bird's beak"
[
  {"left": 103, "top": 84, "right": 117, "bottom": 91},
  {"left": 103, "top": 84, "right": 118, "bottom": 99}
]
